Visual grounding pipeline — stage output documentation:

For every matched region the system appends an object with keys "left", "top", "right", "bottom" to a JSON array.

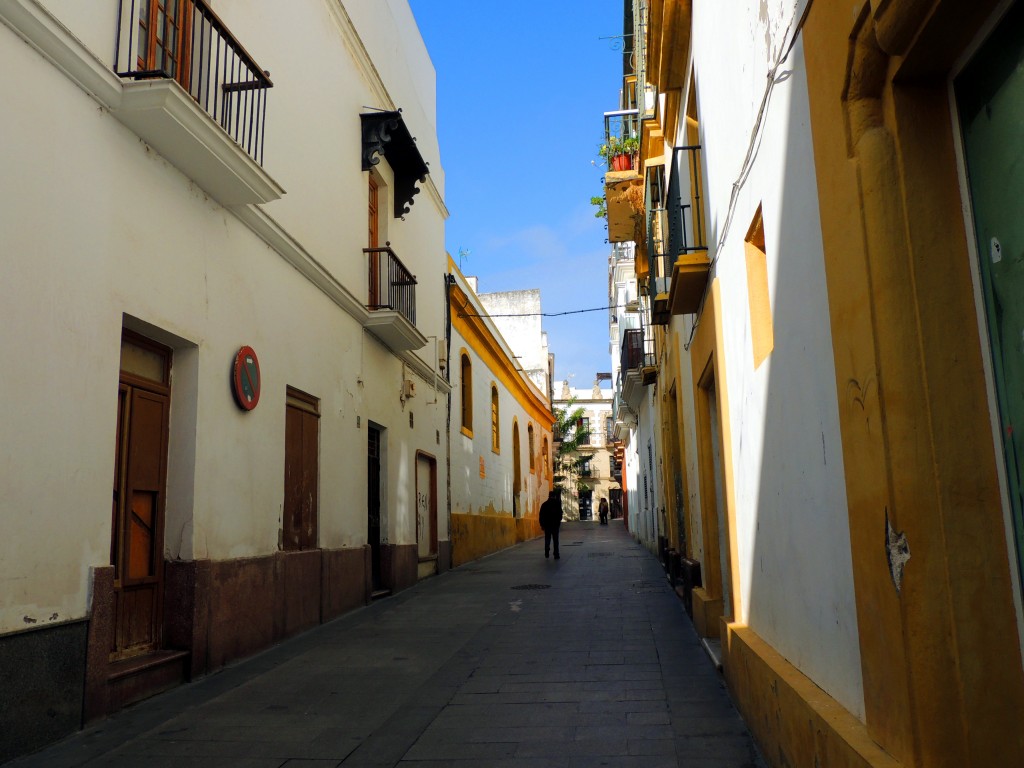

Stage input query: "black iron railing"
[
  {"left": 365, "top": 246, "right": 417, "bottom": 325},
  {"left": 603, "top": 109, "right": 641, "bottom": 171},
  {"left": 114, "top": 0, "right": 272, "bottom": 165},
  {"left": 667, "top": 145, "right": 707, "bottom": 258},
  {"left": 621, "top": 328, "right": 644, "bottom": 372}
]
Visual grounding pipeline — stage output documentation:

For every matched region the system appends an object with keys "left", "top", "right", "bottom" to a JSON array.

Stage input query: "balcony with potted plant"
[{"left": 601, "top": 109, "right": 644, "bottom": 243}]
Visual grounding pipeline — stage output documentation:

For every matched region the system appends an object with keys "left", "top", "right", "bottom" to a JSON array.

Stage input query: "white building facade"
[{"left": 0, "top": 0, "right": 449, "bottom": 758}]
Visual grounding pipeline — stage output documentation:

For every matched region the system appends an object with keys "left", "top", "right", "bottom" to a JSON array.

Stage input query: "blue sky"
[{"left": 408, "top": 0, "right": 624, "bottom": 388}]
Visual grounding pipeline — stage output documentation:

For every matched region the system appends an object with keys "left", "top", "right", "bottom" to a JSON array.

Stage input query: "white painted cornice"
[
  {"left": 235, "top": 206, "right": 370, "bottom": 323},
  {"left": 323, "top": 0, "right": 393, "bottom": 111}
]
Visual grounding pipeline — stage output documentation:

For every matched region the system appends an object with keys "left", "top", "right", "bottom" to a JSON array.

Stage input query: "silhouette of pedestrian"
[{"left": 539, "top": 489, "right": 563, "bottom": 559}]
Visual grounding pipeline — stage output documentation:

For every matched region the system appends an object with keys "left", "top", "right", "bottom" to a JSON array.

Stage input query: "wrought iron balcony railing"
[
  {"left": 668, "top": 145, "right": 707, "bottom": 258},
  {"left": 365, "top": 246, "right": 417, "bottom": 325},
  {"left": 621, "top": 328, "right": 644, "bottom": 373},
  {"left": 603, "top": 109, "right": 641, "bottom": 172},
  {"left": 114, "top": 0, "right": 273, "bottom": 165}
]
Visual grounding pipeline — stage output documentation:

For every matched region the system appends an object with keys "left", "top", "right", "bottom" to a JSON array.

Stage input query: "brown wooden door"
[
  {"left": 112, "top": 349, "right": 171, "bottom": 658},
  {"left": 368, "top": 175, "right": 380, "bottom": 307},
  {"left": 368, "top": 426, "right": 382, "bottom": 590},
  {"left": 283, "top": 389, "right": 319, "bottom": 551}
]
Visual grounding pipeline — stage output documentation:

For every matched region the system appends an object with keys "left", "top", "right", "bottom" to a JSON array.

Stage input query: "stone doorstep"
[
  {"left": 107, "top": 649, "right": 190, "bottom": 682},
  {"left": 106, "top": 648, "right": 191, "bottom": 713}
]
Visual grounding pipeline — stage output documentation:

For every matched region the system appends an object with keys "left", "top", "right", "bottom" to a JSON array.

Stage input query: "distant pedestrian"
[
  {"left": 598, "top": 497, "right": 609, "bottom": 525},
  {"left": 539, "top": 489, "right": 563, "bottom": 559}
]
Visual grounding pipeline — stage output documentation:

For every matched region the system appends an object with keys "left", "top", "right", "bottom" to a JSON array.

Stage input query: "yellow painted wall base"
[
  {"left": 691, "top": 587, "right": 723, "bottom": 639},
  {"left": 450, "top": 513, "right": 542, "bottom": 567},
  {"left": 722, "top": 623, "right": 901, "bottom": 768}
]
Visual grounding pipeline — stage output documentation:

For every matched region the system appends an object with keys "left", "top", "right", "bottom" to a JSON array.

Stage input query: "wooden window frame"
[
  {"left": 460, "top": 353, "right": 473, "bottom": 437},
  {"left": 490, "top": 385, "right": 500, "bottom": 454},
  {"left": 137, "top": 0, "right": 193, "bottom": 87},
  {"left": 528, "top": 423, "right": 536, "bottom": 472}
]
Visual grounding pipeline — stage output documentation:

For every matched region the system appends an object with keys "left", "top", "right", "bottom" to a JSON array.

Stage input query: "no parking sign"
[{"left": 231, "top": 346, "right": 261, "bottom": 411}]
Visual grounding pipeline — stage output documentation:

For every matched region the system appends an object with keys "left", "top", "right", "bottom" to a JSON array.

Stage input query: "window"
[
  {"left": 491, "top": 385, "right": 500, "bottom": 453},
  {"left": 369, "top": 175, "right": 379, "bottom": 249},
  {"left": 368, "top": 174, "right": 381, "bottom": 307},
  {"left": 137, "top": 0, "right": 192, "bottom": 85},
  {"left": 283, "top": 387, "right": 319, "bottom": 551},
  {"left": 745, "top": 205, "right": 774, "bottom": 369},
  {"left": 460, "top": 353, "right": 473, "bottom": 435},
  {"left": 543, "top": 437, "right": 550, "bottom": 478},
  {"left": 528, "top": 423, "right": 536, "bottom": 471},
  {"left": 578, "top": 416, "right": 591, "bottom": 446}
]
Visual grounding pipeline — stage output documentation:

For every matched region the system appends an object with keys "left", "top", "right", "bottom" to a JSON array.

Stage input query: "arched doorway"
[{"left": 512, "top": 421, "right": 521, "bottom": 517}]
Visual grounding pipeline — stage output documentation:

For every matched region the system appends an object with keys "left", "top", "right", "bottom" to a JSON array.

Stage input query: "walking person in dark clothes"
[{"left": 539, "top": 489, "right": 563, "bottom": 559}]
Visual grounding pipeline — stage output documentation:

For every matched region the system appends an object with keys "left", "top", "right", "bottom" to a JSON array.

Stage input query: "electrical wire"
[
  {"left": 683, "top": 0, "right": 815, "bottom": 349},
  {"left": 457, "top": 304, "right": 622, "bottom": 319}
]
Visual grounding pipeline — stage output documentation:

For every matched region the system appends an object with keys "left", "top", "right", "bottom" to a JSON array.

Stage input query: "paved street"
[{"left": 12, "top": 521, "right": 765, "bottom": 768}]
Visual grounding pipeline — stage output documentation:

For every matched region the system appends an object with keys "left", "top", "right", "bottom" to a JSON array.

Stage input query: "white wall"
[
  {"left": 0, "top": 0, "right": 448, "bottom": 634},
  {"left": 682, "top": 0, "right": 864, "bottom": 719}
]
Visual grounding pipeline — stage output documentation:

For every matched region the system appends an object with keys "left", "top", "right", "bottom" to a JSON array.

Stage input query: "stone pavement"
[{"left": 11, "top": 521, "right": 766, "bottom": 768}]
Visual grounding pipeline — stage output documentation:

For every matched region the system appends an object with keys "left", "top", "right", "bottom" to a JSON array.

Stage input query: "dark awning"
[{"left": 360, "top": 110, "right": 430, "bottom": 218}]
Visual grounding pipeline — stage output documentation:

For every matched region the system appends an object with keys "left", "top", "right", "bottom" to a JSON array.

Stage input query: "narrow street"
[{"left": 13, "top": 522, "right": 764, "bottom": 768}]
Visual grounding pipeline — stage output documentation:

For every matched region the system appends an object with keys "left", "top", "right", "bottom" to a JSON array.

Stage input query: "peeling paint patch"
[
  {"left": 885, "top": 508, "right": 910, "bottom": 593},
  {"left": 23, "top": 616, "right": 37, "bottom": 624}
]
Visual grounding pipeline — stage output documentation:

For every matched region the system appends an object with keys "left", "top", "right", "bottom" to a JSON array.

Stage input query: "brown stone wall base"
[
  {"left": 381, "top": 543, "right": 419, "bottom": 593},
  {"left": 450, "top": 513, "right": 541, "bottom": 566},
  {"left": 690, "top": 587, "right": 723, "bottom": 639},
  {"left": 278, "top": 549, "right": 322, "bottom": 639},
  {"left": 84, "top": 546, "right": 370, "bottom": 723},
  {"left": 437, "top": 540, "right": 451, "bottom": 573},
  {"left": 322, "top": 546, "right": 371, "bottom": 620},
  {"left": 207, "top": 555, "right": 278, "bottom": 669},
  {"left": 723, "top": 622, "right": 901, "bottom": 768},
  {"left": 83, "top": 566, "right": 115, "bottom": 723}
]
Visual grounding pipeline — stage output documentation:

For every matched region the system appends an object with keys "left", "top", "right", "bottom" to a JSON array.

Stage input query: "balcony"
[
  {"left": 667, "top": 146, "right": 711, "bottom": 316},
  {"left": 363, "top": 246, "right": 426, "bottom": 352},
  {"left": 603, "top": 109, "right": 644, "bottom": 244},
  {"left": 111, "top": 0, "right": 281, "bottom": 206},
  {"left": 612, "top": 383, "right": 636, "bottom": 440},
  {"left": 620, "top": 328, "right": 646, "bottom": 410}
]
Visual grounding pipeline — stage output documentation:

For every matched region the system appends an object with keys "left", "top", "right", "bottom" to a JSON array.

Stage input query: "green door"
[{"left": 956, "top": 0, "right": 1024, "bottom": 582}]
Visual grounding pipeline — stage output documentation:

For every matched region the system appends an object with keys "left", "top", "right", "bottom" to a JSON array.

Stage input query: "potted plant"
[{"left": 599, "top": 136, "right": 637, "bottom": 171}]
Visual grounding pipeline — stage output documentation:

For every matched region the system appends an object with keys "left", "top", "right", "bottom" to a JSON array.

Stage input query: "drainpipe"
[{"left": 444, "top": 273, "right": 454, "bottom": 570}]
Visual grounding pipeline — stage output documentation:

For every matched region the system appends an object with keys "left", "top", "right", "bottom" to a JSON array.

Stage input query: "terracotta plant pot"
[{"left": 611, "top": 153, "right": 632, "bottom": 171}]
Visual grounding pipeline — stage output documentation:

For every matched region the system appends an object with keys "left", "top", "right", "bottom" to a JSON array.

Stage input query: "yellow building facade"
[
  {"left": 448, "top": 260, "right": 554, "bottom": 565},
  {"left": 608, "top": 0, "right": 1024, "bottom": 765}
]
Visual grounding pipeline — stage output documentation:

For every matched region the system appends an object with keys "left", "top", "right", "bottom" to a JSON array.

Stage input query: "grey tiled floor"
[{"left": 11, "top": 521, "right": 766, "bottom": 767}]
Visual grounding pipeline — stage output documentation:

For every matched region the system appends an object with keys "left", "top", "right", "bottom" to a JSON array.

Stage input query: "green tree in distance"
[{"left": 553, "top": 397, "right": 591, "bottom": 491}]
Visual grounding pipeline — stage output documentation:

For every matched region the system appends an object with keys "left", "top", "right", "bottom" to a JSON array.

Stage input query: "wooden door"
[
  {"left": 956, "top": 5, "right": 1024, "bottom": 582},
  {"left": 112, "top": 333, "right": 171, "bottom": 658},
  {"left": 368, "top": 426, "right": 383, "bottom": 590},
  {"left": 416, "top": 453, "right": 437, "bottom": 559},
  {"left": 283, "top": 388, "right": 319, "bottom": 551},
  {"left": 368, "top": 175, "right": 380, "bottom": 307}
]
